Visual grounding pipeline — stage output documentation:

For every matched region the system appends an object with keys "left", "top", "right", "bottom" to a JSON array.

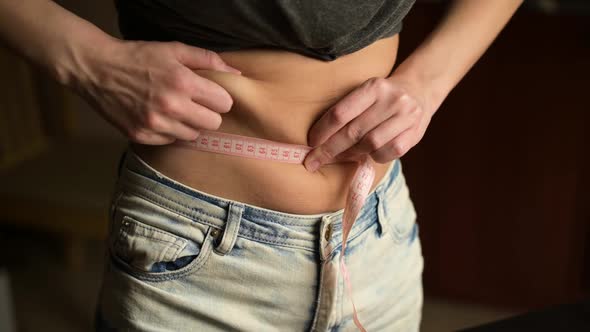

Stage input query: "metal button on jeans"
[
  {"left": 211, "top": 228, "right": 221, "bottom": 244},
  {"left": 211, "top": 228, "right": 220, "bottom": 238},
  {"left": 324, "top": 223, "right": 333, "bottom": 241}
]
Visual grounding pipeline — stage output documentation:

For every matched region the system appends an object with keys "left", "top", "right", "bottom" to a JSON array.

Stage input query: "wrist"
[{"left": 51, "top": 27, "right": 121, "bottom": 93}]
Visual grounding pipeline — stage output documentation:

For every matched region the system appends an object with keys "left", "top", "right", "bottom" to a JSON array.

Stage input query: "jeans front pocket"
[{"left": 109, "top": 214, "right": 215, "bottom": 282}]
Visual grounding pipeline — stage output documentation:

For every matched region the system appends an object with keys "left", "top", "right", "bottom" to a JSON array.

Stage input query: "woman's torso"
[{"left": 131, "top": 35, "right": 399, "bottom": 214}]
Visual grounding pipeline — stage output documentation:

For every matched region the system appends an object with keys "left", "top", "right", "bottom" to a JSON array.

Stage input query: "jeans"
[{"left": 94, "top": 146, "right": 424, "bottom": 331}]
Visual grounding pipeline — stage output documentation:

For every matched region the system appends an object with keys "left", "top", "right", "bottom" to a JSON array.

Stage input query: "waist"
[
  {"left": 131, "top": 35, "right": 399, "bottom": 214},
  {"left": 117, "top": 148, "right": 400, "bottom": 249}
]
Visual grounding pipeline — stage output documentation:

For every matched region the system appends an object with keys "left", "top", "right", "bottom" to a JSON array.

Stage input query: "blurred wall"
[{"left": 398, "top": 3, "right": 589, "bottom": 309}]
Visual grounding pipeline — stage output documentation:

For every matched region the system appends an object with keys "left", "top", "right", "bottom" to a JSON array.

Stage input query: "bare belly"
[{"left": 131, "top": 35, "right": 399, "bottom": 214}]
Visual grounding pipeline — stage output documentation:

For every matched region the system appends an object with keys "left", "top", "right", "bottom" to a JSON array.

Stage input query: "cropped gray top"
[{"left": 114, "top": 0, "right": 416, "bottom": 61}]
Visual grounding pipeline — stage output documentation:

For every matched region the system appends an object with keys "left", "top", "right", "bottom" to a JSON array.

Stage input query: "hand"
[
  {"left": 303, "top": 76, "right": 434, "bottom": 172},
  {"left": 73, "top": 39, "right": 242, "bottom": 145}
]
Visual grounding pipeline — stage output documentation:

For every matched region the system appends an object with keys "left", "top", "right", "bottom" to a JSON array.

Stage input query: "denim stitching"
[
  {"left": 119, "top": 232, "right": 184, "bottom": 248},
  {"left": 121, "top": 217, "right": 188, "bottom": 246},
  {"left": 239, "top": 233, "right": 316, "bottom": 252},
  {"left": 244, "top": 212, "right": 331, "bottom": 224}
]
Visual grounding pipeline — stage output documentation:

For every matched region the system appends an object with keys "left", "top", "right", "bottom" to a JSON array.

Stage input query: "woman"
[{"left": 0, "top": 0, "right": 523, "bottom": 330}]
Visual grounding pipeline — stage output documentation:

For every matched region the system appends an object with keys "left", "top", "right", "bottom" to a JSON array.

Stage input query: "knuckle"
[
  {"left": 204, "top": 49, "right": 223, "bottom": 67},
  {"left": 143, "top": 112, "right": 161, "bottom": 130},
  {"left": 317, "top": 146, "right": 335, "bottom": 161},
  {"left": 127, "top": 127, "right": 145, "bottom": 142},
  {"left": 159, "top": 41, "right": 180, "bottom": 57},
  {"left": 170, "top": 68, "right": 190, "bottom": 91},
  {"left": 391, "top": 140, "right": 406, "bottom": 156},
  {"left": 153, "top": 93, "right": 170, "bottom": 109},
  {"left": 345, "top": 124, "right": 364, "bottom": 142},
  {"left": 331, "top": 105, "right": 350, "bottom": 126},
  {"left": 399, "top": 91, "right": 412, "bottom": 103},
  {"left": 169, "top": 41, "right": 183, "bottom": 50},
  {"left": 369, "top": 77, "right": 390, "bottom": 94},
  {"left": 397, "top": 92, "right": 416, "bottom": 111},
  {"left": 154, "top": 95, "right": 177, "bottom": 116},
  {"left": 364, "top": 133, "right": 382, "bottom": 150}
]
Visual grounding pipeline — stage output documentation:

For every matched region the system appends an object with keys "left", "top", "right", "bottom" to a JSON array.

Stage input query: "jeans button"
[{"left": 211, "top": 228, "right": 220, "bottom": 239}]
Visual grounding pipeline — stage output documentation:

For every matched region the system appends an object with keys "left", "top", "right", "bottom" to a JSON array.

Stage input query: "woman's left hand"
[{"left": 303, "top": 75, "right": 435, "bottom": 172}]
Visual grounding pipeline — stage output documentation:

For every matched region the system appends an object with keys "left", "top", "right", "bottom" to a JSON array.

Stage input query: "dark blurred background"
[{"left": 0, "top": 0, "right": 588, "bottom": 331}]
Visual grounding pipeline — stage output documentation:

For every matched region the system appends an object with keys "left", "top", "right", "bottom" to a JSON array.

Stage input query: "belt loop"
[{"left": 215, "top": 201, "right": 244, "bottom": 256}]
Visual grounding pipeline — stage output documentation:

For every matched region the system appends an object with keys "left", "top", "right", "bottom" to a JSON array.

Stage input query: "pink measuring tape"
[{"left": 174, "top": 129, "right": 375, "bottom": 331}]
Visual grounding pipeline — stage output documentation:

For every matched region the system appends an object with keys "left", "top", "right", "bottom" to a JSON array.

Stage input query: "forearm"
[
  {"left": 0, "top": 0, "right": 116, "bottom": 87},
  {"left": 391, "top": 0, "right": 523, "bottom": 114}
]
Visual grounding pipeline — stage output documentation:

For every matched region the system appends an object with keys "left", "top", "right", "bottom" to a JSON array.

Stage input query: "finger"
[
  {"left": 174, "top": 42, "right": 242, "bottom": 74},
  {"left": 138, "top": 132, "right": 178, "bottom": 145},
  {"left": 307, "top": 79, "right": 377, "bottom": 148},
  {"left": 129, "top": 127, "right": 178, "bottom": 145},
  {"left": 303, "top": 101, "right": 390, "bottom": 171},
  {"left": 345, "top": 110, "right": 417, "bottom": 157},
  {"left": 370, "top": 128, "right": 414, "bottom": 163},
  {"left": 328, "top": 150, "right": 363, "bottom": 164},
  {"left": 330, "top": 146, "right": 364, "bottom": 164},
  {"left": 191, "top": 74, "right": 235, "bottom": 113},
  {"left": 168, "top": 121, "right": 202, "bottom": 142},
  {"left": 96, "top": 105, "right": 175, "bottom": 145},
  {"left": 173, "top": 99, "right": 223, "bottom": 132},
  {"left": 143, "top": 111, "right": 201, "bottom": 142}
]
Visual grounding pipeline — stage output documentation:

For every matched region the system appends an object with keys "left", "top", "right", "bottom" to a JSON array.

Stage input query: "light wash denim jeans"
[{"left": 94, "top": 146, "right": 424, "bottom": 331}]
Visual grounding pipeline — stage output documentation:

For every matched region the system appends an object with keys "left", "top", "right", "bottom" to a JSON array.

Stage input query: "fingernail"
[{"left": 306, "top": 160, "right": 320, "bottom": 172}]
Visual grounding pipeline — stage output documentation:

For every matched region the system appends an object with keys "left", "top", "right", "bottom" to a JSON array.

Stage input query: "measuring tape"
[{"left": 174, "top": 129, "right": 375, "bottom": 331}]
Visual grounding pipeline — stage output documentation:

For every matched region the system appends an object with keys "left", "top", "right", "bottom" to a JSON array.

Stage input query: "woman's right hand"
[{"left": 73, "top": 39, "right": 242, "bottom": 145}]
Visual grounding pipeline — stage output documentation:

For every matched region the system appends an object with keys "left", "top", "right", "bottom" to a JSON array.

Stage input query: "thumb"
[{"left": 174, "top": 43, "right": 242, "bottom": 75}]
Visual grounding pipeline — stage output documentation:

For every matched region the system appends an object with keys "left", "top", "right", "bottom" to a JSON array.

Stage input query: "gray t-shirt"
[{"left": 115, "top": 0, "right": 416, "bottom": 61}]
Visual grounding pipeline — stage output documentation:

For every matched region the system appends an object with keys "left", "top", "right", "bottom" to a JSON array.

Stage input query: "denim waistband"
[{"left": 115, "top": 145, "right": 401, "bottom": 251}]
